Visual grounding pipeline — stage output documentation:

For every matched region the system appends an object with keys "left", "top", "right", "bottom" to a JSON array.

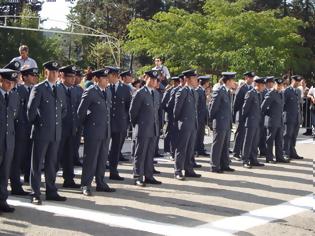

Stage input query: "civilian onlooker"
[
  {"left": 11, "top": 45, "right": 37, "bottom": 69},
  {"left": 152, "top": 56, "right": 170, "bottom": 86},
  {"left": 298, "top": 78, "right": 312, "bottom": 135},
  {"left": 307, "top": 85, "right": 315, "bottom": 139},
  {"left": 84, "top": 66, "right": 94, "bottom": 89}
]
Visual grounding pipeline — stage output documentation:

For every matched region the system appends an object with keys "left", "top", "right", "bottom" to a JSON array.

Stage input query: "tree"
[{"left": 125, "top": 0, "right": 310, "bottom": 78}]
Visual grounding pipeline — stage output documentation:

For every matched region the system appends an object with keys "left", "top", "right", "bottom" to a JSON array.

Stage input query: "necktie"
[
  {"left": 102, "top": 90, "right": 107, "bottom": 100},
  {"left": 28, "top": 87, "right": 32, "bottom": 94},
  {"left": 111, "top": 84, "right": 116, "bottom": 96},
  {"left": 52, "top": 85, "right": 56, "bottom": 98},
  {"left": 67, "top": 88, "right": 71, "bottom": 97},
  {"left": 4, "top": 93, "right": 8, "bottom": 106},
  {"left": 151, "top": 90, "right": 154, "bottom": 103}
]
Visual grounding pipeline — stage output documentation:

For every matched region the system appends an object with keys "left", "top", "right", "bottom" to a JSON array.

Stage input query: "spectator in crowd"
[
  {"left": 152, "top": 56, "right": 171, "bottom": 86},
  {"left": 299, "top": 78, "right": 312, "bottom": 135},
  {"left": 307, "top": 84, "right": 315, "bottom": 139},
  {"left": 11, "top": 45, "right": 37, "bottom": 69},
  {"left": 84, "top": 66, "right": 94, "bottom": 89}
]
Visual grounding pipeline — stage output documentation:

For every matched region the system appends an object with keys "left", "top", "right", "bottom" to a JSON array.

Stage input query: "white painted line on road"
[
  {"left": 296, "top": 138, "right": 315, "bottom": 144},
  {"left": 7, "top": 197, "right": 230, "bottom": 236},
  {"left": 197, "top": 194, "right": 314, "bottom": 234}
]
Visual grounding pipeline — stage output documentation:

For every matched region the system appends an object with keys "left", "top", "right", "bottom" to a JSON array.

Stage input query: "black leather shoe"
[
  {"left": 174, "top": 172, "right": 185, "bottom": 180},
  {"left": 155, "top": 153, "right": 163, "bottom": 158},
  {"left": 31, "top": 196, "right": 42, "bottom": 205},
  {"left": 46, "top": 193, "right": 67, "bottom": 201},
  {"left": 153, "top": 169, "right": 161, "bottom": 175},
  {"left": 291, "top": 155, "right": 303, "bottom": 160},
  {"left": 23, "top": 176, "right": 29, "bottom": 184},
  {"left": 74, "top": 160, "right": 82, "bottom": 167},
  {"left": 193, "top": 163, "right": 202, "bottom": 168},
  {"left": 144, "top": 177, "right": 162, "bottom": 185},
  {"left": 11, "top": 188, "right": 30, "bottom": 196},
  {"left": 109, "top": 173, "right": 125, "bottom": 181},
  {"left": 153, "top": 160, "right": 158, "bottom": 164},
  {"left": 232, "top": 155, "right": 242, "bottom": 161},
  {"left": 185, "top": 171, "right": 202, "bottom": 178},
  {"left": 134, "top": 179, "right": 146, "bottom": 187},
  {"left": 63, "top": 181, "right": 81, "bottom": 188},
  {"left": 243, "top": 163, "right": 252, "bottom": 169},
  {"left": 277, "top": 158, "right": 290, "bottom": 163},
  {"left": 0, "top": 202, "right": 15, "bottom": 213},
  {"left": 250, "top": 162, "right": 265, "bottom": 167},
  {"left": 96, "top": 185, "right": 116, "bottom": 192},
  {"left": 82, "top": 187, "right": 92, "bottom": 196},
  {"left": 222, "top": 167, "right": 235, "bottom": 172},
  {"left": 266, "top": 158, "right": 276, "bottom": 164},
  {"left": 197, "top": 151, "right": 209, "bottom": 156},
  {"left": 211, "top": 168, "right": 223, "bottom": 173}
]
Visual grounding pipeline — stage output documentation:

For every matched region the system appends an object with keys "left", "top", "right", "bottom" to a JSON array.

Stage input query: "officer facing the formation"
[
  {"left": 241, "top": 77, "right": 266, "bottom": 168},
  {"left": 261, "top": 78, "right": 290, "bottom": 163},
  {"left": 0, "top": 68, "right": 19, "bottom": 213},
  {"left": 173, "top": 69, "right": 201, "bottom": 180},
  {"left": 77, "top": 67, "right": 116, "bottom": 196},
  {"left": 258, "top": 76, "right": 274, "bottom": 157},
  {"left": 57, "top": 65, "right": 81, "bottom": 188},
  {"left": 195, "top": 75, "right": 211, "bottom": 156},
  {"left": 209, "top": 72, "right": 235, "bottom": 173},
  {"left": 232, "top": 71, "right": 255, "bottom": 161},
  {"left": 283, "top": 75, "right": 304, "bottom": 160},
  {"left": 108, "top": 69, "right": 132, "bottom": 181},
  {"left": 129, "top": 69, "right": 161, "bottom": 186},
  {"left": 11, "top": 67, "right": 38, "bottom": 195},
  {"left": 27, "top": 60, "right": 67, "bottom": 205}
]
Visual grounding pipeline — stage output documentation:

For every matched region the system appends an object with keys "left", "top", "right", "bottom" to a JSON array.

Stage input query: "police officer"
[
  {"left": 57, "top": 65, "right": 81, "bottom": 188},
  {"left": 108, "top": 69, "right": 132, "bottom": 181},
  {"left": 27, "top": 61, "right": 67, "bottom": 205},
  {"left": 258, "top": 76, "right": 274, "bottom": 157},
  {"left": 232, "top": 71, "right": 255, "bottom": 161},
  {"left": 77, "top": 67, "right": 115, "bottom": 196},
  {"left": 166, "top": 74, "right": 185, "bottom": 160},
  {"left": 241, "top": 77, "right": 266, "bottom": 168},
  {"left": 0, "top": 68, "right": 19, "bottom": 212},
  {"left": 209, "top": 72, "right": 235, "bottom": 173},
  {"left": 161, "top": 76, "right": 180, "bottom": 156},
  {"left": 195, "top": 75, "right": 211, "bottom": 156},
  {"left": 173, "top": 69, "right": 201, "bottom": 180},
  {"left": 10, "top": 67, "right": 38, "bottom": 195},
  {"left": 73, "top": 69, "right": 84, "bottom": 166},
  {"left": 261, "top": 78, "right": 290, "bottom": 163},
  {"left": 129, "top": 69, "right": 161, "bottom": 186},
  {"left": 283, "top": 75, "right": 304, "bottom": 159}
]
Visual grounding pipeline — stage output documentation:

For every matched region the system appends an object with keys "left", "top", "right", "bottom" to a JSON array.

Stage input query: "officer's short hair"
[{"left": 19, "top": 45, "right": 29, "bottom": 52}]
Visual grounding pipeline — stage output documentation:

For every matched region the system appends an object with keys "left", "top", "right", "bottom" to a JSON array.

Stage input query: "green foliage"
[{"left": 125, "top": 0, "right": 312, "bottom": 78}]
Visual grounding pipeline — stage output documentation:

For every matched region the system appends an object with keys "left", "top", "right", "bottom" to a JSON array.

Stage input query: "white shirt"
[
  {"left": 308, "top": 86, "right": 315, "bottom": 97},
  {"left": 153, "top": 65, "right": 171, "bottom": 79},
  {"left": 11, "top": 56, "right": 37, "bottom": 68}
]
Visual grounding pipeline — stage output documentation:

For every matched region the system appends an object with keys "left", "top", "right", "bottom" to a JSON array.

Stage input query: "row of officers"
[{"left": 0, "top": 60, "right": 304, "bottom": 213}]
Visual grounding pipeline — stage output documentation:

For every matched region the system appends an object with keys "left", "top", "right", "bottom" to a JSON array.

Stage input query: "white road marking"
[
  {"left": 296, "top": 138, "right": 315, "bottom": 144},
  {"left": 7, "top": 194, "right": 314, "bottom": 235},
  {"left": 197, "top": 194, "right": 314, "bottom": 234}
]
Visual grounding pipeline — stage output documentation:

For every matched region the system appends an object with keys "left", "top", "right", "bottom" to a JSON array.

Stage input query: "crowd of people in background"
[{"left": 0, "top": 45, "right": 314, "bottom": 213}]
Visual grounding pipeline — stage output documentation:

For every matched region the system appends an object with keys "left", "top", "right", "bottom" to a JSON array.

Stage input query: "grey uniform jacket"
[
  {"left": 233, "top": 84, "right": 252, "bottom": 121},
  {"left": 283, "top": 86, "right": 301, "bottom": 125},
  {"left": 196, "top": 86, "right": 208, "bottom": 124},
  {"left": 173, "top": 86, "right": 198, "bottom": 132},
  {"left": 129, "top": 86, "right": 159, "bottom": 138},
  {"left": 27, "top": 80, "right": 67, "bottom": 142},
  {"left": 0, "top": 90, "right": 19, "bottom": 154},
  {"left": 261, "top": 90, "right": 284, "bottom": 128},
  {"left": 77, "top": 85, "right": 111, "bottom": 140},
  {"left": 208, "top": 85, "right": 232, "bottom": 130},
  {"left": 15, "top": 85, "right": 32, "bottom": 139},
  {"left": 110, "top": 82, "right": 132, "bottom": 133},
  {"left": 242, "top": 88, "right": 261, "bottom": 128}
]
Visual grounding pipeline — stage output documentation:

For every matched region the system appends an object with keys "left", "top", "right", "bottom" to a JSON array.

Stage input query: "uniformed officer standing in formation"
[
  {"left": 27, "top": 61, "right": 67, "bottom": 205},
  {"left": 129, "top": 69, "right": 161, "bottom": 186},
  {"left": 241, "top": 77, "right": 266, "bottom": 168},
  {"left": 195, "top": 75, "right": 211, "bottom": 157},
  {"left": 108, "top": 70, "right": 132, "bottom": 181},
  {"left": 283, "top": 75, "right": 304, "bottom": 160},
  {"left": 261, "top": 78, "right": 290, "bottom": 163},
  {"left": 173, "top": 69, "right": 201, "bottom": 180},
  {"left": 232, "top": 71, "right": 255, "bottom": 161},
  {"left": 165, "top": 74, "right": 185, "bottom": 160},
  {"left": 11, "top": 67, "right": 38, "bottom": 195},
  {"left": 77, "top": 67, "right": 116, "bottom": 196},
  {"left": 0, "top": 68, "right": 19, "bottom": 212},
  {"left": 209, "top": 72, "right": 236, "bottom": 173},
  {"left": 258, "top": 76, "right": 274, "bottom": 157},
  {"left": 57, "top": 65, "right": 81, "bottom": 188}
]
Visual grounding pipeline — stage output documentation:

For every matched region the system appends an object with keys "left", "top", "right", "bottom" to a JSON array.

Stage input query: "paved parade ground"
[{"left": 1, "top": 130, "right": 314, "bottom": 236}]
